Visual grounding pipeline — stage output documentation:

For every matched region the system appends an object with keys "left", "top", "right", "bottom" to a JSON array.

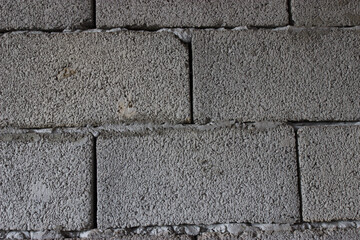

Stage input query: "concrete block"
[
  {"left": 0, "top": 0, "right": 93, "bottom": 31},
  {"left": 292, "top": 0, "right": 360, "bottom": 26},
  {"left": 97, "top": 125, "right": 299, "bottom": 228},
  {"left": 99, "top": 235, "right": 191, "bottom": 240},
  {"left": 0, "top": 31, "right": 190, "bottom": 128},
  {"left": 298, "top": 126, "right": 360, "bottom": 222},
  {"left": 65, "top": 235, "right": 191, "bottom": 240},
  {"left": 0, "top": 133, "right": 93, "bottom": 230},
  {"left": 199, "top": 228, "right": 360, "bottom": 239},
  {"left": 193, "top": 29, "right": 360, "bottom": 123},
  {"left": 96, "top": 0, "right": 288, "bottom": 28}
]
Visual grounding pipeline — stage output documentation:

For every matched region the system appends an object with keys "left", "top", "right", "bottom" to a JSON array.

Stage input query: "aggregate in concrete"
[
  {"left": 192, "top": 29, "right": 360, "bottom": 123},
  {"left": 199, "top": 228, "right": 360, "bottom": 239},
  {"left": 298, "top": 126, "right": 360, "bottom": 222},
  {"left": 63, "top": 235, "right": 191, "bottom": 240},
  {"left": 292, "top": 0, "right": 360, "bottom": 26},
  {"left": 96, "top": 0, "right": 288, "bottom": 28},
  {"left": 98, "top": 235, "right": 191, "bottom": 240},
  {"left": 97, "top": 125, "right": 299, "bottom": 228},
  {"left": 0, "top": 133, "right": 93, "bottom": 230},
  {"left": 0, "top": 0, "right": 93, "bottom": 31},
  {"left": 0, "top": 31, "right": 190, "bottom": 128}
]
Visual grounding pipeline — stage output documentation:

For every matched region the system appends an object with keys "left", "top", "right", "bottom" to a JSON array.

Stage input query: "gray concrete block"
[
  {"left": 0, "top": 31, "right": 190, "bottom": 128},
  {"left": 199, "top": 228, "right": 360, "bottom": 239},
  {"left": 101, "top": 235, "right": 191, "bottom": 240},
  {"left": 65, "top": 235, "right": 191, "bottom": 240},
  {"left": 0, "top": 0, "right": 93, "bottom": 31},
  {"left": 193, "top": 29, "right": 360, "bottom": 123},
  {"left": 96, "top": 0, "right": 288, "bottom": 28},
  {"left": 0, "top": 133, "right": 93, "bottom": 230},
  {"left": 298, "top": 126, "right": 360, "bottom": 222},
  {"left": 292, "top": 0, "right": 360, "bottom": 26},
  {"left": 97, "top": 125, "right": 299, "bottom": 228}
]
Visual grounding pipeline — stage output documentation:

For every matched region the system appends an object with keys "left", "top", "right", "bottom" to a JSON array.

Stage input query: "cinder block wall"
[{"left": 1, "top": 1, "right": 360, "bottom": 239}]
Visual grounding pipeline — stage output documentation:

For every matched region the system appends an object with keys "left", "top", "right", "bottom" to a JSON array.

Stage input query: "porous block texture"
[
  {"left": 199, "top": 228, "right": 360, "bottom": 239},
  {"left": 96, "top": 0, "right": 288, "bottom": 28},
  {"left": 0, "top": 0, "right": 93, "bottom": 30},
  {"left": 0, "top": 32, "right": 190, "bottom": 128},
  {"left": 292, "top": 0, "right": 360, "bottom": 26},
  {"left": 193, "top": 29, "right": 360, "bottom": 123},
  {"left": 97, "top": 125, "right": 299, "bottom": 228},
  {"left": 98, "top": 235, "right": 191, "bottom": 240},
  {"left": 299, "top": 126, "right": 360, "bottom": 222},
  {"left": 0, "top": 133, "right": 93, "bottom": 230}
]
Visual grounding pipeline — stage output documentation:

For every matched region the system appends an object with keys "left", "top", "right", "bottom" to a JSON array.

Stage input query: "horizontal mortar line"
[
  {"left": 1, "top": 25, "right": 360, "bottom": 35},
  {"left": 1, "top": 120, "right": 360, "bottom": 135},
  {"left": 1, "top": 220, "right": 360, "bottom": 237},
  {"left": 288, "top": 120, "right": 360, "bottom": 129},
  {"left": 0, "top": 122, "right": 237, "bottom": 136},
  {"left": 0, "top": 26, "right": 270, "bottom": 35}
]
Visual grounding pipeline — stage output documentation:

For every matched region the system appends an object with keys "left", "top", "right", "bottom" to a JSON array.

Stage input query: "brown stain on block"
[{"left": 57, "top": 67, "right": 76, "bottom": 80}]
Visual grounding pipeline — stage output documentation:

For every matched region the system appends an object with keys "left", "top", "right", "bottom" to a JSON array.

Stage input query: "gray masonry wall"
[
  {"left": 0, "top": 32, "right": 190, "bottom": 128},
  {"left": 0, "top": 133, "right": 93, "bottom": 230},
  {"left": 292, "top": 0, "right": 360, "bottom": 26},
  {"left": 96, "top": 0, "right": 288, "bottom": 28},
  {"left": 1, "top": 1, "right": 360, "bottom": 239},
  {"left": 97, "top": 125, "right": 299, "bottom": 228},
  {"left": 199, "top": 228, "right": 360, "bottom": 240},
  {"left": 298, "top": 126, "right": 360, "bottom": 222},
  {"left": 0, "top": 0, "right": 93, "bottom": 31},
  {"left": 193, "top": 28, "right": 360, "bottom": 123}
]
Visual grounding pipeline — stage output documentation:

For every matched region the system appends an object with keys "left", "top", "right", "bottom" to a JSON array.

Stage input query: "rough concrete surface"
[
  {"left": 0, "top": 31, "right": 190, "bottom": 128},
  {"left": 0, "top": 0, "right": 93, "bottom": 31},
  {"left": 292, "top": 0, "right": 360, "bottom": 26},
  {"left": 298, "top": 126, "right": 360, "bottom": 222},
  {"left": 61, "top": 235, "right": 191, "bottom": 240},
  {"left": 96, "top": 235, "right": 192, "bottom": 240},
  {"left": 97, "top": 125, "right": 299, "bottom": 228},
  {"left": 96, "top": 0, "right": 288, "bottom": 28},
  {"left": 193, "top": 28, "right": 360, "bottom": 123},
  {"left": 0, "top": 133, "right": 93, "bottom": 230},
  {"left": 199, "top": 228, "right": 360, "bottom": 239}
]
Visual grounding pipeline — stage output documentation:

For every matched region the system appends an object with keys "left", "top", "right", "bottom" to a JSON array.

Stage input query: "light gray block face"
[
  {"left": 292, "top": 0, "right": 360, "bottom": 26},
  {"left": 298, "top": 126, "right": 360, "bottom": 222},
  {"left": 0, "top": 32, "right": 190, "bottom": 128},
  {"left": 97, "top": 125, "right": 299, "bottom": 228},
  {"left": 0, "top": 133, "right": 93, "bottom": 230},
  {"left": 0, "top": 0, "right": 93, "bottom": 30},
  {"left": 99, "top": 235, "right": 191, "bottom": 240},
  {"left": 60, "top": 235, "right": 191, "bottom": 240},
  {"left": 199, "top": 228, "right": 360, "bottom": 239},
  {"left": 193, "top": 29, "right": 360, "bottom": 123},
  {"left": 96, "top": 0, "right": 288, "bottom": 28}
]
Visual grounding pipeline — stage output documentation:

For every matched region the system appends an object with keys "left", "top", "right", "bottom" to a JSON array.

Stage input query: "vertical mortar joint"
[
  {"left": 287, "top": 0, "right": 294, "bottom": 25},
  {"left": 294, "top": 128, "right": 303, "bottom": 222},
  {"left": 92, "top": 136, "right": 98, "bottom": 228},
  {"left": 188, "top": 42, "right": 194, "bottom": 124},
  {"left": 92, "top": 0, "right": 97, "bottom": 28}
]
